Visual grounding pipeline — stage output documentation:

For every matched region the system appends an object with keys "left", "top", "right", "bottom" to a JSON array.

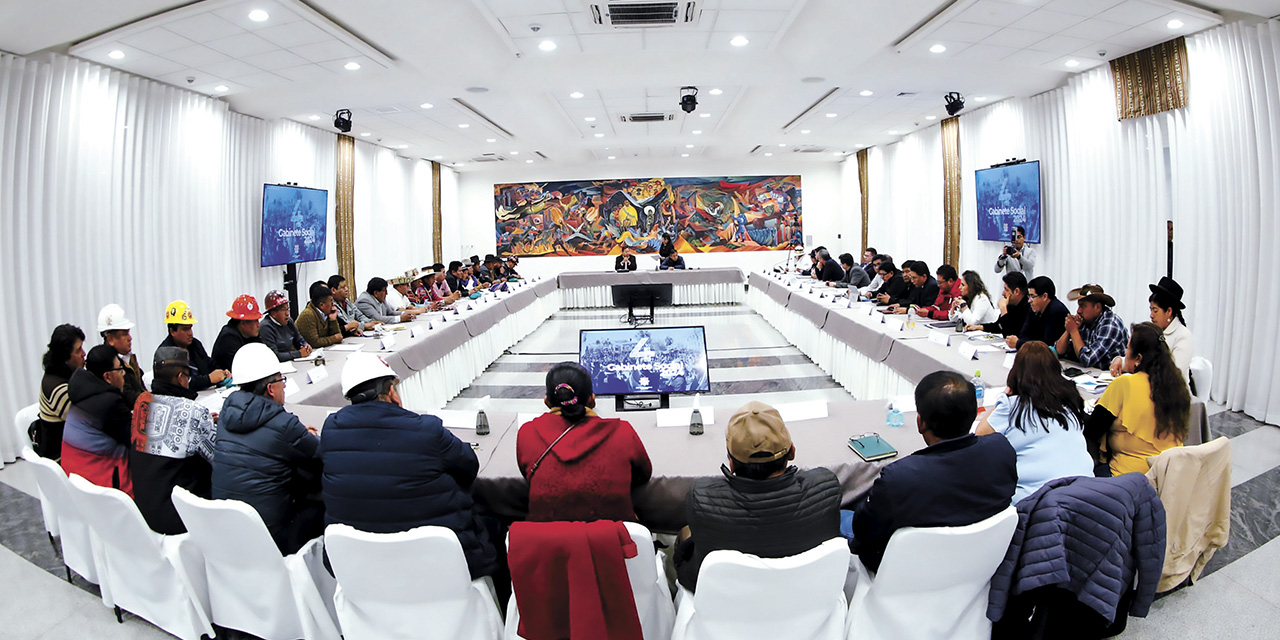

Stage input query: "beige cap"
[{"left": 726, "top": 401, "right": 792, "bottom": 463}]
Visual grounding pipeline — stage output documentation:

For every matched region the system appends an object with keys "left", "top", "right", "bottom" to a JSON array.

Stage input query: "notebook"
[{"left": 847, "top": 433, "right": 899, "bottom": 462}]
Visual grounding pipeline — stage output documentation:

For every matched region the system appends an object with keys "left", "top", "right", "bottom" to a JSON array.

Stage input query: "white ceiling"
[{"left": 3, "top": 0, "right": 1278, "bottom": 172}]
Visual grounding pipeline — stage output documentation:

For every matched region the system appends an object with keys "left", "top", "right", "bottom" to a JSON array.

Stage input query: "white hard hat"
[
  {"left": 231, "top": 343, "right": 282, "bottom": 385},
  {"left": 341, "top": 353, "right": 397, "bottom": 398},
  {"left": 97, "top": 304, "right": 136, "bottom": 332}
]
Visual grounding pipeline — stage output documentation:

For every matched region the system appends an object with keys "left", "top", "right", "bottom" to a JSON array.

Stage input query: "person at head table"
[
  {"left": 615, "top": 246, "right": 638, "bottom": 272},
  {"left": 660, "top": 248, "right": 686, "bottom": 270}
]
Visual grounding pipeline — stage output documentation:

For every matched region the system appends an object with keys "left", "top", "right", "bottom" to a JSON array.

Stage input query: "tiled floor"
[{"left": 2, "top": 303, "right": 1277, "bottom": 639}]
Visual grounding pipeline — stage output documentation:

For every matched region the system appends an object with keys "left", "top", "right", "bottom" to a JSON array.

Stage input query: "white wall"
[{"left": 451, "top": 159, "right": 850, "bottom": 280}]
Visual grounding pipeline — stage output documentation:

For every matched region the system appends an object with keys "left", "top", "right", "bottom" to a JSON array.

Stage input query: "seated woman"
[
  {"left": 1111, "top": 277, "right": 1193, "bottom": 384},
  {"left": 516, "top": 363, "right": 652, "bottom": 522},
  {"left": 1087, "top": 322, "right": 1191, "bottom": 476},
  {"left": 977, "top": 341, "right": 1094, "bottom": 503},
  {"left": 953, "top": 270, "right": 1001, "bottom": 328},
  {"left": 34, "top": 324, "right": 86, "bottom": 459}
]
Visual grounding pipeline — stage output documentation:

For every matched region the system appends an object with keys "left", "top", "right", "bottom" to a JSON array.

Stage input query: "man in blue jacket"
[
  {"left": 847, "top": 371, "right": 1017, "bottom": 573},
  {"left": 319, "top": 353, "right": 498, "bottom": 579}
]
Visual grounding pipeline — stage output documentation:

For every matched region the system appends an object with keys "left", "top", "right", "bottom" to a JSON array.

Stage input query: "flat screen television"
[
  {"left": 580, "top": 326, "right": 711, "bottom": 395},
  {"left": 261, "top": 184, "right": 328, "bottom": 267},
  {"left": 975, "top": 160, "right": 1041, "bottom": 243}
]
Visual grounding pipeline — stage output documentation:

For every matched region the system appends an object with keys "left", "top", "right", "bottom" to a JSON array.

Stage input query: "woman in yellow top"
[{"left": 1085, "top": 322, "right": 1191, "bottom": 476}]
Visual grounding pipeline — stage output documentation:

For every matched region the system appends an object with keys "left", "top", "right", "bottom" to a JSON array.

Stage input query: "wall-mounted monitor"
[
  {"left": 261, "top": 184, "right": 328, "bottom": 267},
  {"left": 975, "top": 161, "right": 1041, "bottom": 243}
]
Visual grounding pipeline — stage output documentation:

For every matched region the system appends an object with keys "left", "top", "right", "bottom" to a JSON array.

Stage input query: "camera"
[{"left": 1004, "top": 246, "right": 1016, "bottom": 255}]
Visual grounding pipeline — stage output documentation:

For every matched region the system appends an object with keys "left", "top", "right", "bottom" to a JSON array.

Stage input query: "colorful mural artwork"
[{"left": 494, "top": 175, "right": 802, "bottom": 256}]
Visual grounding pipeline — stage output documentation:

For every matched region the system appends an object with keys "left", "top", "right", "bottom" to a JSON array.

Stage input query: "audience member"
[
  {"left": 994, "top": 225, "right": 1036, "bottom": 277},
  {"left": 828, "top": 252, "right": 870, "bottom": 289},
  {"left": 917, "top": 264, "right": 960, "bottom": 319},
  {"left": 1007, "top": 276, "right": 1068, "bottom": 350},
  {"left": 660, "top": 248, "right": 687, "bottom": 270},
  {"left": 62, "top": 345, "right": 134, "bottom": 495},
  {"left": 328, "top": 274, "right": 379, "bottom": 337},
  {"left": 98, "top": 304, "right": 146, "bottom": 406},
  {"left": 953, "top": 270, "right": 1000, "bottom": 327},
  {"left": 977, "top": 342, "right": 1093, "bottom": 504},
  {"left": 130, "top": 347, "right": 216, "bottom": 534},
  {"left": 259, "top": 290, "right": 312, "bottom": 362},
  {"left": 1057, "top": 284, "right": 1128, "bottom": 369},
  {"left": 674, "top": 401, "right": 840, "bottom": 592},
  {"left": 296, "top": 282, "right": 345, "bottom": 348},
  {"left": 979, "top": 272, "right": 1031, "bottom": 335},
  {"left": 615, "top": 246, "right": 638, "bottom": 272},
  {"left": 846, "top": 371, "right": 1016, "bottom": 573},
  {"left": 517, "top": 363, "right": 652, "bottom": 522},
  {"left": 357, "top": 277, "right": 417, "bottom": 324},
  {"left": 1121, "top": 276, "right": 1193, "bottom": 383},
  {"left": 816, "top": 249, "right": 844, "bottom": 282},
  {"left": 212, "top": 294, "right": 264, "bottom": 371},
  {"left": 34, "top": 324, "right": 85, "bottom": 459},
  {"left": 320, "top": 353, "right": 499, "bottom": 579},
  {"left": 1086, "top": 322, "right": 1190, "bottom": 477},
  {"left": 860, "top": 247, "right": 878, "bottom": 281},
  {"left": 158, "top": 300, "right": 228, "bottom": 392},
  {"left": 872, "top": 260, "right": 908, "bottom": 305},
  {"left": 212, "top": 343, "right": 323, "bottom": 555}
]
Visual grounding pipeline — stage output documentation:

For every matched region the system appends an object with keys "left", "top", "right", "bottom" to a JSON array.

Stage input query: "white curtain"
[
  {"left": 1171, "top": 21, "right": 1280, "bottom": 421},
  {"left": 957, "top": 99, "right": 1027, "bottom": 280},
  {"left": 867, "top": 126, "right": 944, "bottom": 270},
  {"left": 352, "top": 143, "right": 434, "bottom": 289}
]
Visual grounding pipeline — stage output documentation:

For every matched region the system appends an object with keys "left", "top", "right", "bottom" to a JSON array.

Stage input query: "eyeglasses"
[{"left": 267, "top": 376, "right": 286, "bottom": 385}]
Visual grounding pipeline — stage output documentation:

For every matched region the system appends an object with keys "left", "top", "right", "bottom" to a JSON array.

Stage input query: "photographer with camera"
[{"left": 994, "top": 225, "right": 1036, "bottom": 278}]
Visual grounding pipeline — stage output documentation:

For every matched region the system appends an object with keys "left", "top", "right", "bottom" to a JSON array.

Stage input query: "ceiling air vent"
[
  {"left": 793, "top": 146, "right": 829, "bottom": 154},
  {"left": 895, "top": 92, "right": 918, "bottom": 98},
  {"left": 371, "top": 105, "right": 403, "bottom": 114},
  {"left": 589, "top": 2, "right": 700, "bottom": 28},
  {"left": 619, "top": 112, "right": 675, "bottom": 123},
  {"left": 470, "top": 154, "right": 507, "bottom": 163}
]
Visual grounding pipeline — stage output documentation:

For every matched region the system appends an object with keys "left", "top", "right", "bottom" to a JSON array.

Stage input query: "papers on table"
[
  {"left": 279, "top": 362, "right": 298, "bottom": 374},
  {"left": 435, "top": 409, "right": 480, "bottom": 430},
  {"left": 294, "top": 348, "right": 324, "bottom": 363},
  {"left": 1071, "top": 372, "right": 1111, "bottom": 394},
  {"left": 326, "top": 343, "right": 365, "bottom": 352},
  {"left": 196, "top": 387, "right": 233, "bottom": 415}
]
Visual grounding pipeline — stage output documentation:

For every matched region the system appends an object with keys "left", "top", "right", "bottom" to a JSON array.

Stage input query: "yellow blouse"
[{"left": 1099, "top": 372, "right": 1184, "bottom": 476}]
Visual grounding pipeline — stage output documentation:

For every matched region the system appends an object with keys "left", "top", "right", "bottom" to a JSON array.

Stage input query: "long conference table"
[{"left": 196, "top": 265, "right": 1207, "bottom": 534}]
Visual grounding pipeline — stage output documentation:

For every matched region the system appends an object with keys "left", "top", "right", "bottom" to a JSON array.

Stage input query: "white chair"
[
  {"left": 171, "top": 486, "right": 341, "bottom": 640},
  {"left": 3, "top": 403, "right": 39, "bottom": 467},
  {"left": 672, "top": 538, "right": 851, "bottom": 640},
  {"left": 19, "top": 447, "right": 60, "bottom": 543},
  {"left": 66, "top": 474, "right": 214, "bottom": 640},
  {"left": 845, "top": 506, "right": 1018, "bottom": 640},
  {"left": 143, "top": 370, "right": 154, "bottom": 390},
  {"left": 324, "top": 523, "right": 503, "bottom": 640},
  {"left": 505, "top": 521, "right": 676, "bottom": 640},
  {"left": 22, "top": 449, "right": 100, "bottom": 587},
  {"left": 1189, "top": 356, "right": 1213, "bottom": 403}
]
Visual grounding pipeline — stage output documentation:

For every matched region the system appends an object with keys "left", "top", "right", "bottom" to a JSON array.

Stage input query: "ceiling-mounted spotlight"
[
  {"left": 333, "top": 109, "right": 352, "bottom": 133},
  {"left": 680, "top": 86, "right": 698, "bottom": 114},
  {"left": 944, "top": 92, "right": 965, "bottom": 116}
]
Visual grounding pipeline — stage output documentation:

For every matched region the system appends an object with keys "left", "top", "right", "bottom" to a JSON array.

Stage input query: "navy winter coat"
[
  {"left": 319, "top": 401, "right": 498, "bottom": 579},
  {"left": 987, "top": 473, "right": 1166, "bottom": 624}
]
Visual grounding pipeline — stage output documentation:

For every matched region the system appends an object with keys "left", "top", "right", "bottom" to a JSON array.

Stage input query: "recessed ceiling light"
[
  {"left": 974, "top": 96, "right": 988, "bottom": 102},
  {"left": 584, "top": 117, "right": 596, "bottom": 122},
  {"left": 214, "top": 85, "right": 228, "bottom": 92},
  {"left": 510, "top": 151, "right": 519, "bottom": 155},
  {"left": 778, "top": 143, "right": 785, "bottom": 147},
  {"left": 855, "top": 144, "right": 866, "bottom": 148},
  {"left": 309, "top": 115, "right": 321, "bottom": 121},
  {"left": 801, "top": 129, "right": 810, "bottom": 134},
  {"left": 730, "top": 35, "right": 749, "bottom": 47},
  {"left": 926, "top": 115, "right": 936, "bottom": 120},
  {"left": 344, "top": 61, "right": 361, "bottom": 71},
  {"left": 419, "top": 102, "right": 433, "bottom": 109},
  {"left": 681, "top": 153, "right": 690, "bottom": 157},
  {"left": 569, "top": 91, "right": 584, "bottom": 99},
  {"left": 248, "top": 9, "right": 269, "bottom": 22},
  {"left": 594, "top": 133, "right": 604, "bottom": 138},
  {"left": 108, "top": 50, "right": 125, "bottom": 60},
  {"left": 486, "top": 138, "right": 496, "bottom": 143},
  {"left": 432, "top": 155, "right": 442, "bottom": 159},
  {"left": 538, "top": 40, "right": 557, "bottom": 51},
  {"left": 692, "top": 130, "right": 702, "bottom": 135},
  {"left": 764, "top": 152, "right": 773, "bottom": 156},
  {"left": 686, "top": 144, "right": 694, "bottom": 148},
  {"left": 709, "top": 88, "right": 723, "bottom": 95},
  {"left": 525, "top": 159, "right": 534, "bottom": 163},
  {"left": 608, "top": 155, "right": 616, "bottom": 160},
  {"left": 860, "top": 90, "right": 873, "bottom": 97},
  {"left": 930, "top": 44, "right": 947, "bottom": 54},
  {"left": 826, "top": 113, "right": 837, "bottom": 118},
  {"left": 397, "top": 144, "right": 408, "bottom": 149},
  {"left": 833, "top": 151, "right": 843, "bottom": 156},
  {"left": 360, "top": 132, "right": 370, "bottom": 136},
  {"left": 1167, "top": 19, "right": 1184, "bottom": 29},
  {"left": 455, "top": 163, "right": 465, "bottom": 167},
  {"left": 889, "top": 130, "right": 900, "bottom": 134},
  {"left": 699, "top": 113, "right": 711, "bottom": 118},
  {"left": 1065, "top": 59, "right": 1080, "bottom": 68},
  {"left": 458, "top": 124, "right": 469, "bottom": 128}
]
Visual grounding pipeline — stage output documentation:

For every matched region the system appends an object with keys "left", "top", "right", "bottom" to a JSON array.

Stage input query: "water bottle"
[
  {"left": 475, "top": 409, "right": 490, "bottom": 436},
  {"left": 973, "top": 370, "right": 985, "bottom": 407},
  {"left": 886, "top": 403, "right": 904, "bottom": 428},
  {"left": 689, "top": 408, "right": 704, "bottom": 435}
]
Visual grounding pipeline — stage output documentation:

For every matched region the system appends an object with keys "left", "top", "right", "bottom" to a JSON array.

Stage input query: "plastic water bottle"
[
  {"left": 886, "top": 403, "right": 904, "bottom": 428},
  {"left": 973, "top": 370, "right": 985, "bottom": 407}
]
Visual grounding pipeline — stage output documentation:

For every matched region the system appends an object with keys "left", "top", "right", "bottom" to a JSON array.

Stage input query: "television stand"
[{"left": 616, "top": 393, "right": 670, "bottom": 412}]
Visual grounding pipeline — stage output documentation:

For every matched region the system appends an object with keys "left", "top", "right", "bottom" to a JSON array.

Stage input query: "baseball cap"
[{"left": 726, "top": 401, "right": 792, "bottom": 463}]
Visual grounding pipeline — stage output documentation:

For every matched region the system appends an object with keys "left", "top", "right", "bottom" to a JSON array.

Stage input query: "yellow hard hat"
[{"left": 164, "top": 300, "right": 197, "bottom": 325}]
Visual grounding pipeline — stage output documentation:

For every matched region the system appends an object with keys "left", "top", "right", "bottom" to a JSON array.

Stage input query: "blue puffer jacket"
[
  {"left": 211, "top": 390, "right": 320, "bottom": 549},
  {"left": 987, "top": 473, "right": 1166, "bottom": 624},
  {"left": 319, "top": 400, "right": 497, "bottom": 579}
]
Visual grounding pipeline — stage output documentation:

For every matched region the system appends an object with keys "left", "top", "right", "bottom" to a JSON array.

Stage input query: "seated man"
[
  {"left": 63, "top": 345, "right": 134, "bottom": 495},
  {"left": 357, "top": 277, "right": 418, "bottom": 324},
  {"left": 859, "top": 254, "right": 891, "bottom": 297},
  {"left": 827, "top": 252, "right": 871, "bottom": 289},
  {"left": 212, "top": 294, "right": 264, "bottom": 371},
  {"left": 328, "top": 274, "right": 379, "bottom": 337},
  {"left": 1057, "top": 284, "right": 1128, "bottom": 369},
  {"left": 445, "top": 261, "right": 473, "bottom": 295},
  {"left": 674, "top": 401, "right": 841, "bottom": 592},
  {"left": 886, "top": 261, "right": 939, "bottom": 314},
  {"left": 615, "top": 246, "right": 638, "bottom": 272},
  {"left": 131, "top": 347, "right": 217, "bottom": 534},
  {"left": 847, "top": 371, "right": 1017, "bottom": 573},
  {"left": 1008, "top": 276, "right": 1069, "bottom": 350},
  {"left": 386, "top": 276, "right": 418, "bottom": 310},
  {"left": 295, "top": 282, "right": 346, "bottom": 348},
  {"left": 212, "top": 343, "right": 323, "bottom": 554},
  {"left": 975, "top": 272, "right": 1031, "bottom": 336},
  {"left": 259, "top": 290, "right": 313, "bottom": 362},
  {"left": 872, "top": 260, "right": 908, "bottom": 305},
  {"left": 816, "top": 249, "right": 844, "bottom": 282},
  {"left": 860, "top": 247, "right": 878, "bottom": 282},
  {"left": 98, "top": 304, "right": 146, "bottom": 406},
  {"left": 320, "top": 354, "right": 499, "bottom": 579},
  {"left": 917, "top": 264, "right": 961, "bottom": 320},
  {"left": 428, "top": 271, "right": 462, "bottom": 305},
  {"left": 504, "top": 256, "right": 523, "bottom": 279},
  {"left": 460, "top": 265, "right": 480, "bottom": 291},
  {"left": 158, "top": 300, "right": 228, "bottom": 392},
  {"left": 660, "top": 248, "right": 687, "bottom": 270},
  {"left": 478, "top": 255, "right": 500, "bottom": 283}
]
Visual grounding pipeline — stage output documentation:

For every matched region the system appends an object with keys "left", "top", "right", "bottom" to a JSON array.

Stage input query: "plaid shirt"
[{"left": 1075, "top": 307, "right": 1129, "bottom": 369}]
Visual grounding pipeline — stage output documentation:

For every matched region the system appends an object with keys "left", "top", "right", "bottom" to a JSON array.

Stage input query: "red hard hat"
[
  {"left": 227, "top": 294, "right": 263, "bottom": 320},
  {"left": 264, "top": 290, "right": 289, "bottom": 311}
]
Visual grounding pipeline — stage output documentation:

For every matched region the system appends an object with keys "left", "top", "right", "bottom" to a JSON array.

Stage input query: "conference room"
[{"left": 2, "top": 1, "right": 1279, "bottom": 639}]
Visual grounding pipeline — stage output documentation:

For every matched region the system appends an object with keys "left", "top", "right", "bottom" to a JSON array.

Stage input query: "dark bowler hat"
[{"left": 1149, "top": 276, "right": 1186, "bottom": 310}]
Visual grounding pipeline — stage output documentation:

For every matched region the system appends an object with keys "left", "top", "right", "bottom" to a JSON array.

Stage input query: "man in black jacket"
[
  {"left": 674, "top": 401, "right": 841, "bottom": 592},
  {"left": 874, "top": 260, "right": 909, "bottom": 306},
  {"left": 846, "top": 371, "right": 1017, "bottom": 573},
  {"left": 816, "top": 249, "right": 845, "bottom": 282},
  {"left": 445, "top": 260, "right": 473, "bottom": 295},
  {"left": 212, "top": 294, "right": 264, "bottom": 371},
  {"left": 1008, "top": 276, "right": 1070, "bottom": 350},
  {"left": 887, "top": 260, "right": 940, "bottom": 314},
  {"left": 157, "top": 300, "right": 229, "bottom": 392},
  {"left": 615, "top": 246, "right": 638, "bottom": 272},
  {"left": 976, "top": 272, "right": 1031, "bottom": 335}
]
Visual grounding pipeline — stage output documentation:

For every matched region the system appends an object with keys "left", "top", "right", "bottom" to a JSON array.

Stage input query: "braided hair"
[{"left": 546, "top": 362, "right": 593, "bottom": 424}]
